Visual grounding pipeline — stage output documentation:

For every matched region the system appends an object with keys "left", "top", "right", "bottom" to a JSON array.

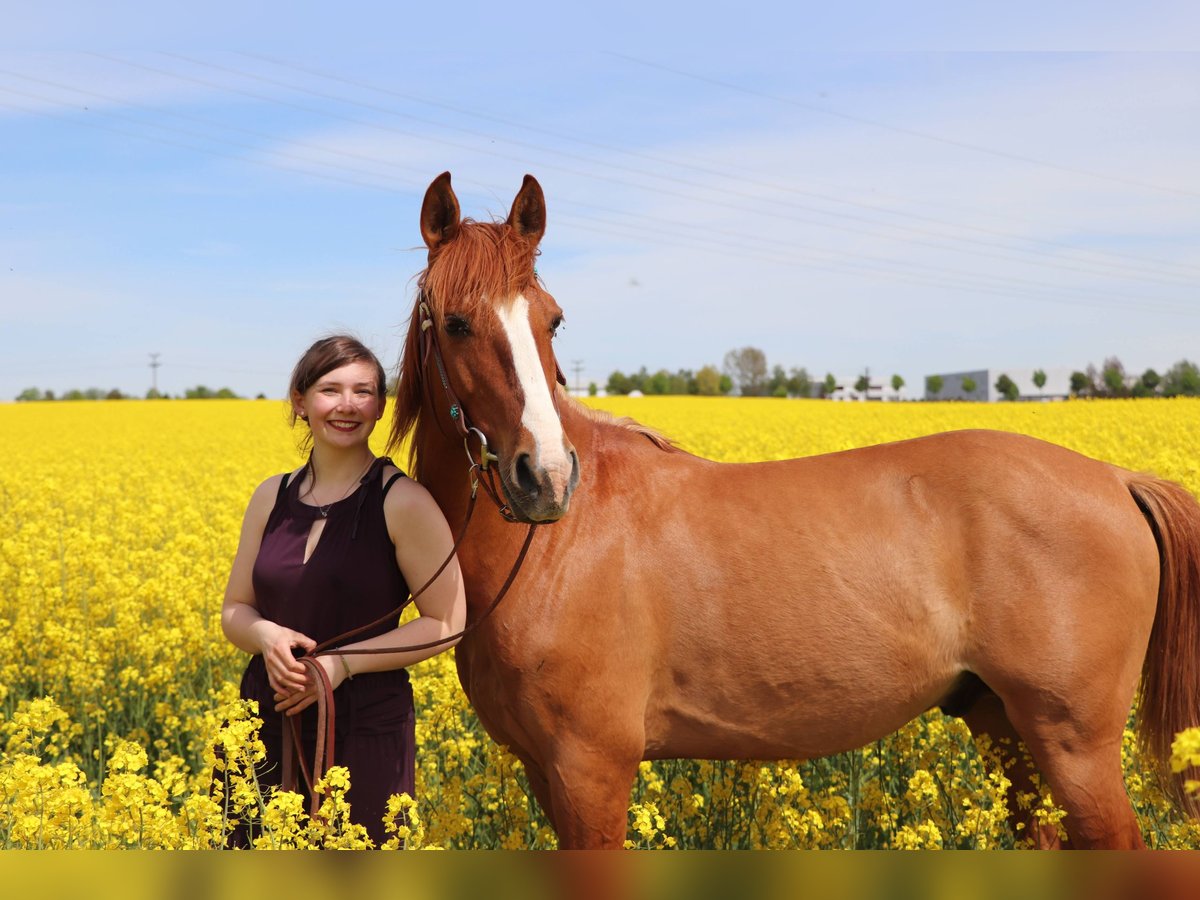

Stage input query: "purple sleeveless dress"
[{"left": 237, "top": 457, "right": 415, "bottom": 846}]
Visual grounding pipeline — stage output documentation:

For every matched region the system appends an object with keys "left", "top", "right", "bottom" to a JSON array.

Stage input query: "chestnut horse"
[{"left": 388, "top": 172, "right": 1200, "bottom": 849}]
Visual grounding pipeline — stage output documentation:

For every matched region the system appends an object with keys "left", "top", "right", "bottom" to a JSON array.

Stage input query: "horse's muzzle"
[{"left": 505, "top": 446, "right": 580, "bottom": 522}]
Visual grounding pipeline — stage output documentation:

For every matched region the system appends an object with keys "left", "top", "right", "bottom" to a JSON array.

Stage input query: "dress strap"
[
  {"left": 276, "top": 472, "right": 291, "bottom": 503},
  {"left": 382, "top": 471, "right": 406, "bottom": 499}
]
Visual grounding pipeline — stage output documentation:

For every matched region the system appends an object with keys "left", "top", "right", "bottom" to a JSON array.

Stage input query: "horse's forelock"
[{"left": 420, "top": 220, "right": 538, "bottom": 321}]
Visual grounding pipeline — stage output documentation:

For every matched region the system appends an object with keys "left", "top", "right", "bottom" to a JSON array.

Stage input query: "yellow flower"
[{"left": 4, "top": 397, "right": 1200, "bottom": 847}]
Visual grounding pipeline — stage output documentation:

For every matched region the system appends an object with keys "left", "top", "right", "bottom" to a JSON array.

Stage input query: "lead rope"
[
  {"left": 281, "top": 297, "right": 545, "bottom": 811},
  {"left": 281, "top": 512, "right": 538, "bottom": 814}
]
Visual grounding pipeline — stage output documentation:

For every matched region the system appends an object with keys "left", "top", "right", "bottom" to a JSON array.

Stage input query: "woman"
[{"left": 221, "top": 335, "right": 465, "bottom": 846}]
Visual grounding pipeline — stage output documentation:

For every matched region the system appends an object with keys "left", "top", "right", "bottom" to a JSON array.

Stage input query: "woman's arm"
[
  {"left": 222, "top": 474, "right": 314, "bottom": 695},
  {"left": 274, "top": 474, "right": 467, "bottom": 716}
]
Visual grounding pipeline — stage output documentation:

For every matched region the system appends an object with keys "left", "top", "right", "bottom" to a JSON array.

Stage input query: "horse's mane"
[
  {"left": 387, "top": 218, "right": 677, "bottom": 476},
  {"left": 559, "top": 391, "right": 680, "bottom": 453}
]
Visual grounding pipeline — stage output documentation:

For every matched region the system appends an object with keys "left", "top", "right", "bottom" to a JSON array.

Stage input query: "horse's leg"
[
  {"left": 513, "top": 753, "right": 558, "bottom": 837},
  {"left": 545, "top": 739, "right": 640, "bottom": 849},
  {"left": 1016, "top": 729, "right": 1142, "bottom": 849},
  {"left": 1000, "top": 695, "right": 1144, "bottom": 849},
  {"left": 961, "top": 692, "right": 1065, "bottom": 848}
]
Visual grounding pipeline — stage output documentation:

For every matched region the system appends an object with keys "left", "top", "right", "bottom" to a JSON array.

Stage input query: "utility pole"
[
  {"left": 570, "top": 359, "right": 584, "bottom": 394},
  {"left": 149, "top": 353, "right": 161, "bottom": 395}
]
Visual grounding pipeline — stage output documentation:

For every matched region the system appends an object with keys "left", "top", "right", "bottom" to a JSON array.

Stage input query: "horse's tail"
[{"left": 1127, "top": 473, "right": 1200, "bottom": 817}]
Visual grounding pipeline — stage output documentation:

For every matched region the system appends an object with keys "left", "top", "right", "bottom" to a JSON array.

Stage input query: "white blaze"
[{"left": 496, "top": 295, "right": 571, "bottom": 484}]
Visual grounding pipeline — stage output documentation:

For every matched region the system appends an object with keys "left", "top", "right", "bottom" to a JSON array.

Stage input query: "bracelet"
[{"left": 338, "top": 654, "right": 353, "bottom": 681}]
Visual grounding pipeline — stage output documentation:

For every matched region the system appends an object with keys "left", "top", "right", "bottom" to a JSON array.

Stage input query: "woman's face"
[{"left": 294, "top": 360, "right": 384, "bottom": 451}]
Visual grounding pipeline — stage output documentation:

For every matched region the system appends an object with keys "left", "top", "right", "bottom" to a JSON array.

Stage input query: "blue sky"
[{"left": 3, "top": 5, "right": 1199, "bottom": 399}]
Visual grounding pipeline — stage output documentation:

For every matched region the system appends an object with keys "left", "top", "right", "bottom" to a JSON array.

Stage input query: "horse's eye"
[
  {"left": 550, "top": 316, "right": 564, "bottom": 339},
  {"left": 445, "top": 314, "right": 471, "bottom": 337}
]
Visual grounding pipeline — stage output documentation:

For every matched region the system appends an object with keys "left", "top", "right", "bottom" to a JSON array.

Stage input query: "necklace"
[{"left": 302, "top": 456, "right": 375, "bottom": 517}]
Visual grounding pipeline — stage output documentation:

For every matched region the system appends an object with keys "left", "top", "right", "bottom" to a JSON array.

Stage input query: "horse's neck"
[{"left": 414, "top": 428, "right": 480, "bottom": 530}]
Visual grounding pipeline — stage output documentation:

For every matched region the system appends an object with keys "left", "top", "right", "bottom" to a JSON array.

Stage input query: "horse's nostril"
[{"left": 515, "top": 453, "right": 539, "bottom": 496}]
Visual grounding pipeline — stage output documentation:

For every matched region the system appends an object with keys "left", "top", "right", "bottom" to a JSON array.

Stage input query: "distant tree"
[
  {"left": 16, "top": 387, "right": 42, "bottom": 402},
  {"left": 43, "top": 390, "right": 55, "bottom": 401},
  {"left": 1032, "top": 369, "right": 1047, "bottom": 396},
  {"left": 606, "top": 371, "right": 632, "bottom": 395},
  {"left": 891, "top": 374, "right": 905, "bottom": 393},
  {"left": 215, "top": 387, "right": 239, "bottom": 399},
  {"left": 723, "top": 347, "right": 768, "bottom": 396},
  {"left": 1101, "top": 357, "right": 1127, "bottom": 397},
  {"left": 146, "top": 387, "right": 164, "bottom": 400},
  {"left": 667, "top": 370, "right": 691, "bottom": 395},
  {"left": 764, "top": 365, "right": 786, "bottom": 398},
  {"left": 994, "top": 373, "right": 1019, "bottom": 402},
  {"left": 587, "top": 382, "right": 598, "bottom": 397},
  {"left": 255, "top": 393, "right": 267, "bottom": 400},
  {"left": 787, "top": 367, "right": 813, "bottom": 398},
  {"left": 717, "top": 374, "right": 733, "bottom": 395},
  {"left": 105, "top": 388, "right": 125, "bottom": 400},
  {"left": 1163, "top": 360, "right": 1200, "bottom": 397},
  {"left": 386, "top": 376, "right": 398, "bottom": 397},
  {"left": 854, "top": 374, "right": 870, "bottom": 395},
  {"left": 822, "top": 373, "right": 838, "bottom": 398},
  {"left": 695, "top": 365, "right": 722, "bottom": 396},
  {"left": 1140, "top": 368, "right": 1160, "bottom": 392},
  {"left": 185, "top": 385, "right": 214, "bottom": 399},
  {"left": 64, "top": 389, "right": 84, "bottom": 401},
  {"left": 1069, "top": 371, "right": 1090, "bottom": 396},
  {"left": 925, "top": 374, "right": 943, "bottom": 398},
  {"left": 646, "top": 369, "right": 671, "bottom": 395},
  {"left": 84, "top": 388, "right": 103, "bottom": 400},
  {"left": 960, "top": 376, "right": 977, "bottom": 396}
]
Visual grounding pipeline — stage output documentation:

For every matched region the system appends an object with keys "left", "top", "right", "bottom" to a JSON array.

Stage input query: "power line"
[
  {"left": 78, "top": 53, "right": 1200, "bottom": 286},
  {"left": 0, "top": 93, "right": 413, "bottom": 194},
  {"left": 3, "top": 60, "right": 1195, "bottom": 321},
  {"left": 554, "top": 214, "right": 1199, "bottom": 317},
  {"left": 241, "top": 50, "right": 1200, "bottom": 280},
  {"left": 3, "top": 90, "right": 1191, "bottom": 320},
  {"left": 606, "top": 52, "right": 1200, "bottom": 200}
]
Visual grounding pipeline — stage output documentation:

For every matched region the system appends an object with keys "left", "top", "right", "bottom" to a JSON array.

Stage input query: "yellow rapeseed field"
[{"left": 3, "top": 396, "right": 1200, "bottom": 848}]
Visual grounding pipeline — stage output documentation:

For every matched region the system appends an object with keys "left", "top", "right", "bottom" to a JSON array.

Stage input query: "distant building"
[
  {"left": 924, "top": 367, "right": 1073, "bottom": 402},
  {"left": 821, "top": 375, "right": 908, "bottom": 402}
]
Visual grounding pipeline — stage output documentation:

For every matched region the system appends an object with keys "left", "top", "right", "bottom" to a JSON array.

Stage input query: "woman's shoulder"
[
  {"left": 380, "top": 460, "right": 407, "bottom": 490},
  {"left": 380, "top": 465, "right": 444, "bottom": 525},
  {"left": 247, "top": 468, "right": 302, "bottom": 514}
]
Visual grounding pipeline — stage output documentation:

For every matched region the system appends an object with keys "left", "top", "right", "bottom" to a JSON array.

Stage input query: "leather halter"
[
  {"left": 280, "top": 295, "right": 562, "bottom": 815},
  {"left": 415, "top": 298, "right": 567, "bottom": 522}
]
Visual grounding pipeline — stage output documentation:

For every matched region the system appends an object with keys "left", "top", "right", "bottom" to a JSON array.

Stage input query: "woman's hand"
[
  {"left": 273, "top": 654, "right": 345, "bottom": 716},
  {"left": 257, "top": 623, "right": 317, "bottom": 696}
]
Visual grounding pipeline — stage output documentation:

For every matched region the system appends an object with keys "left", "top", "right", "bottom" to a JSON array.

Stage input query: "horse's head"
[{"left": 399, "top": 171, "right": 580, "bottom": 523}]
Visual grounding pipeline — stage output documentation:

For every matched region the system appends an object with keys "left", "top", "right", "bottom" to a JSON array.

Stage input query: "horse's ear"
[
  {"left": 420, "top": 171, "right": 460, "bottom": 250},
  {"left": 507, "top": 174, "right": 546, "bottom": 245}
]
